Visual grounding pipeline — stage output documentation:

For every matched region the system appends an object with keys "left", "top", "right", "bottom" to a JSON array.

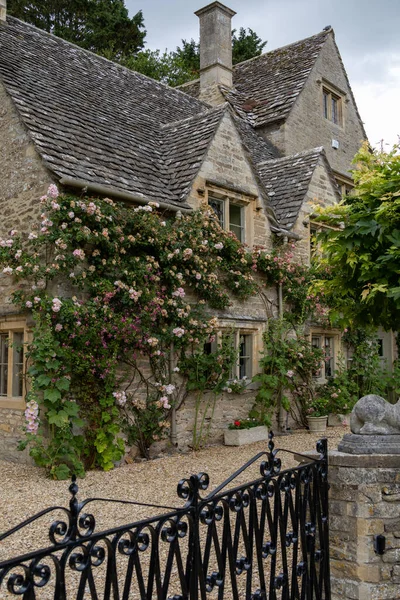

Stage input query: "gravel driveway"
[{"left": 0, "top": 426, "right": 347, "bottom": 563}]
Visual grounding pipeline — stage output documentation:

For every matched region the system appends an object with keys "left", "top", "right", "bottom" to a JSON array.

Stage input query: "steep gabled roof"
[
  {"left": 0, "top": 17, "right": 212, "bottom": 206},
  {"left": 161, "top": 105, "right": 226, "bottom": 202},
  {"left": 182, "top": 30, "right": 331, "bottom": 128},
  {"left": 257, "top": 147, "right": 340, "bottom": 228}
]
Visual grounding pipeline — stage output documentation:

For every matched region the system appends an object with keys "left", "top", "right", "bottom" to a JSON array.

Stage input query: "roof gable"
[
  {"left": 257, "top": 147, "right": 340, "bottom": 228},
  {"left": 0, "top": 17, "right": 210, "bottom": 205},
  {"left": 182, "top": 30, "right": 331, "bottom": 128}
]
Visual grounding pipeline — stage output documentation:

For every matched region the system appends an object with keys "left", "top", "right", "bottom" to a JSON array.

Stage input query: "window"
[
  {"left": 238, "top": 333, "right": 252, "bottom": 380},
  {"left": 323, "top": 86, "right": 343, "bottom": 127},
  {"left": 204, "top": 328, "right": 257, "bottom": 382},
  {"left": 334, "top": 174, "right": 354, "bottom": 198},
  {"left": 312, "top": 333, "right": 336, "bottom": 380},
  {"left": 0, "top": 330, "right": 24, "bottom": 399},
  {"left": 0, "top": 320, "right": 27, "bottom": 408},
  {"left": 208, "top": 194, "right": 246, "bottom": 243}
]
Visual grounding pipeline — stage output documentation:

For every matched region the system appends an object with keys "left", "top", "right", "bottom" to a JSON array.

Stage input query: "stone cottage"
[{"left": 0, "top": 0, "right": 380, "bottom": 460}]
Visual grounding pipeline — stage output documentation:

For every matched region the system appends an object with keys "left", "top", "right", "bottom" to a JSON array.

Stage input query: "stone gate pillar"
[{"left": 329, "top": 430, "right": 400, "bottom": 598}]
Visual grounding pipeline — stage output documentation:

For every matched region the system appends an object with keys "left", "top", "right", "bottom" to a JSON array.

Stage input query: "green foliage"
[
  {"left": 315, "top": 142, "right": 400, "bottom": 331},
  {"left": 253, "top": 320, "right": 324, "bottom": 427},
  {"left": 180, "top": 333, "right": 239, "bottom": 450},
  {"left": 2, "top": 188, "right": 259, "bottom": 476},
  {"left": 127, "top": 28, "right": 267, "bottom": 86},
  {"left": 342, "top": 327, "right": 388, "bottom": 398},
  {"left": 8, "top": 0, "right": 146, "bottom": 61},
  {"left": 231, "top": 27, "right": 267, "bottom": 64}
]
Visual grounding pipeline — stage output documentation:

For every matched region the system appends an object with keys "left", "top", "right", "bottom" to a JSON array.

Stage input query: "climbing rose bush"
[
  {"left": 0, "top": 187, "right": 260, "bottom": 478},
  {"left": 0, "top": 185, "right": 340, "bottom": 478}
]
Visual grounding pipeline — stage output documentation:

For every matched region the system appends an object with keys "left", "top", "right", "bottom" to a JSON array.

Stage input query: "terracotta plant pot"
[{"left": 307, "top": 415, "right": 328, "bottom": 433}]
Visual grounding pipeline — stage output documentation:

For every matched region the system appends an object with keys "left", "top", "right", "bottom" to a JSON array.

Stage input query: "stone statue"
[
  {"left": 350, "top": 394, "right": 400, "bottom": 435},
  {"left": 338, "top": 394, "right": 400, "bottom": 454}
]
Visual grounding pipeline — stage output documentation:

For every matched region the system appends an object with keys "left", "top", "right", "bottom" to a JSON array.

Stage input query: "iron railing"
[{"left": 0, "top": 433, "right": 330, "bottom": 599}]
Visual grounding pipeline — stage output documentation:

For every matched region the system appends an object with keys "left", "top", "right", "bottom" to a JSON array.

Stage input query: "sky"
[{"left": 125, "top": 0, "right": 400, "bottom": 150}]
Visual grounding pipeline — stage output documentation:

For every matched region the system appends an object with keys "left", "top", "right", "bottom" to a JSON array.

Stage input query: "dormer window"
[{"left": 323, "top": 85, "right": 343, "bottom": 127}]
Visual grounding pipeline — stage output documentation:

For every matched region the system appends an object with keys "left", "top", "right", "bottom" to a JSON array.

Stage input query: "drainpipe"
[
  {"left": 277, "top": 236, "right": 288, "bottom": 433},
  {"left": 169, "top": 342, "right": 178, "bottom": 447}
]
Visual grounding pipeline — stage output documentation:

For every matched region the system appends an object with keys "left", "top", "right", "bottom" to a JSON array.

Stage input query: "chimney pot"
[{"left": 195, "top": 2, "right": 236, "bottom": 105}]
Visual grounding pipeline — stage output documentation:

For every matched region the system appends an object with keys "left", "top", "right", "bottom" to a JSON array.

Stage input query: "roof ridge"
[
  {"left": 257, "top": 146, "right": 324, "bottom": 167},
  {"left": 233, "top": 29, "right": 331, "bottom": 71},
  {"left": 160, "top": 104, "right": 227, "bottom": 130},
  {"left": 5, "top": 16, "right": 209, "bottom": 108}
]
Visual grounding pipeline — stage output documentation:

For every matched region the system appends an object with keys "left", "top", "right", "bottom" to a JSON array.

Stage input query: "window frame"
[
  {"left": 322, "top": 83, "right": 344, "bottom": 128},
  {"left": 204, "top": 323, "right": 264, "bottom": 385},
  {"left": 310, "top": 330, "right": 340, "bottom": 383},
  {"left": 206, "top": 185, "right": 253, "bottom": 245},
  {"left": 0, "top": 317, "right": 28, "bottom": 409}
]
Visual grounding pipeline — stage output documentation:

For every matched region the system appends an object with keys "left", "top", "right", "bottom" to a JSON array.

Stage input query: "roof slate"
[
  {"left": 0, "top": 17, "right": 336, "bottom": 231},
  {"left": 182, "top": 30, "right": 330, "bottom": 128},
  {"left": 0, "top": 17, "right": 216, "bottom": 206},
  {"left": 257, "top": 147, "right": 338, "bottom": 228}
]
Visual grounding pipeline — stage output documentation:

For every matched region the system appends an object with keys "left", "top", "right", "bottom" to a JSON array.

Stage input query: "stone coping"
[{"left": 298, "top": 449, "right": 400, "bottom": 468}]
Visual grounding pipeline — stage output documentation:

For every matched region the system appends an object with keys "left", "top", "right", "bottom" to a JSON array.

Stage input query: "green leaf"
[
  {"left": 56, "top": 378, "right": 71, "bottom": 391},
  {"left": 47, "top": 410, "right": 69, "bottom": 427},
  {"left": 51, "top": 463, "right": 71, "bottom": 480},
  {"left": 36, "top": 374, "right": 51, "bottom": 387},
  {"left": 44, "top": 388, "right": 62, "bottom": 403}
]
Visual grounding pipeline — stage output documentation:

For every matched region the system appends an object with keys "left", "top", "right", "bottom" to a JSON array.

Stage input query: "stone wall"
[
  {"left": 291, "top": 159, "right": 339, "bottom": 265},
  {"left": 0, "top": 83, "right": 52, "bottom": 463},
  {"left": 284, "top": 34, "right": 366, "bottom": 177},
  {"left": 0, "top": 82, "right": 52, "bottom": 309},
  {"left": 259, "top": 33, "right": 366, "bottom": 178},
  {"left": 0, "top": 407, "right": 32, "bottom": 463},
  {"left": 329, "top": 451, "right": 400, "bottom": 600}
]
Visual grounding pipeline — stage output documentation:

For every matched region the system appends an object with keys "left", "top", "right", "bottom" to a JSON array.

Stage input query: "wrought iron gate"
[{"left": 0, "top": 433, "right": 330, "bottom": 599}]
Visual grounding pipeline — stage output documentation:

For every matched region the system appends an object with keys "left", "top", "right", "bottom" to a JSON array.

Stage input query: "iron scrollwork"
[{"left": 0, "top": 432, "right": 331, "bottom": 599}]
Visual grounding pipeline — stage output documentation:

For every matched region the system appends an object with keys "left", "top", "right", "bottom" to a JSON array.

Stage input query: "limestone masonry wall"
[
  {"left": 329, "top": 452, "right": 400, "bottom": 600},
  {"left": 283, "top": 35, "right": 366, "bottom": 177},
  {"left": 0, "top": 408, "right": 32, "bottom": 463}
]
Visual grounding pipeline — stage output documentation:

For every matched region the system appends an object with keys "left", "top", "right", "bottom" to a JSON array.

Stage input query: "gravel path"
[{"left": 0, "top": 426, "right": 347, "bottom": 562}]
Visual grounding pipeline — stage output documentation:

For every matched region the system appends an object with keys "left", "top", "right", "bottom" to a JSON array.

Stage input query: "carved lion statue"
[{"left": 350, "top": 394, "right": 400, "bottom": 435}]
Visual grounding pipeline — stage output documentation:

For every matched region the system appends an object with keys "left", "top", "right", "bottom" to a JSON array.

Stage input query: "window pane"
[
  {"left": 323, "top": 91, "right": 329, "bottom": 119},
  {"left": 239, "top": 334, "right": 251, "bottom": 379},
  {"left": 331, "top": 97, "right": 338, "bottom": 124},
  {"left": 12, "top": 332, "right": 24, "bottom": 397},
  {"left": 0, "top": 334, "right": 8, "bottom": 396},
  {"left": 229, "top": 204, "right": 244, "bottom": 242},
  {"left": 324, "top": 337, "right": 334, "bottom": 378},
  {"left": 209, "top": 197, "right": 224, "bottom": 228},
  {"left": 312, "top": 336, "right": 322, "bottom": 378}
]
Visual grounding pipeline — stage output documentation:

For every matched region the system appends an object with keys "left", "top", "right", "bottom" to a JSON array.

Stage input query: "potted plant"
[
  {"left": 305, "top": 396, "right": 329, "bottom": 433},
  {"left": 316, "top": 376, "right": 355, "bottom": 427},
  {"left": 224, "top": 418, "right": 269, "bottom": 446}
]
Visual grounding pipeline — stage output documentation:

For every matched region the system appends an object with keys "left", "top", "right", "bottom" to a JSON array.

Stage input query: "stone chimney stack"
[
  {"left": 0, "top": 0, "right": 6, "bottom": 22},
  {"left": 195, "top": 2, "right": 236, "bottom": 105}
]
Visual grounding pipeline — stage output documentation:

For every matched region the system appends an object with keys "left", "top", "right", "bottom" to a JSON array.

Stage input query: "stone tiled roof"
[
  {"left": 233, "top": 116, "right": 280, "bottom": 163},
  {"left": 257, "top": 147, "right": 339, "bottom": 228},
  {"left": 0, "top": 17, "right": 216, "bottom": 207},
  {"left": 161, "top": 106, "right": 226, "bottom": 202},
  {"left": 182, "top": 30, "right": 331, "bottom": 128}
]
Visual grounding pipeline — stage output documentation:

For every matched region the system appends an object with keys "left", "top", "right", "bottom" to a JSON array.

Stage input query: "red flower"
[{"left": 234, "top": 420, "right": 241, "bottom": 427}]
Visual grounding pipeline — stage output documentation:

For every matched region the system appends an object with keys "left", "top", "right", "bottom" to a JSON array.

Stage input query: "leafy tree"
[
  {"left": 127, "top": 28, "right": 267, "bottom": 86},
  {"left": 315, "top": 142, "right": 400, "bottom": 331},
  {"left": 232, "top": 27, "right": 267, "bottom": 64},
  {"left": 8, "top": 0, "right": 146, "bottom": 61}
]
